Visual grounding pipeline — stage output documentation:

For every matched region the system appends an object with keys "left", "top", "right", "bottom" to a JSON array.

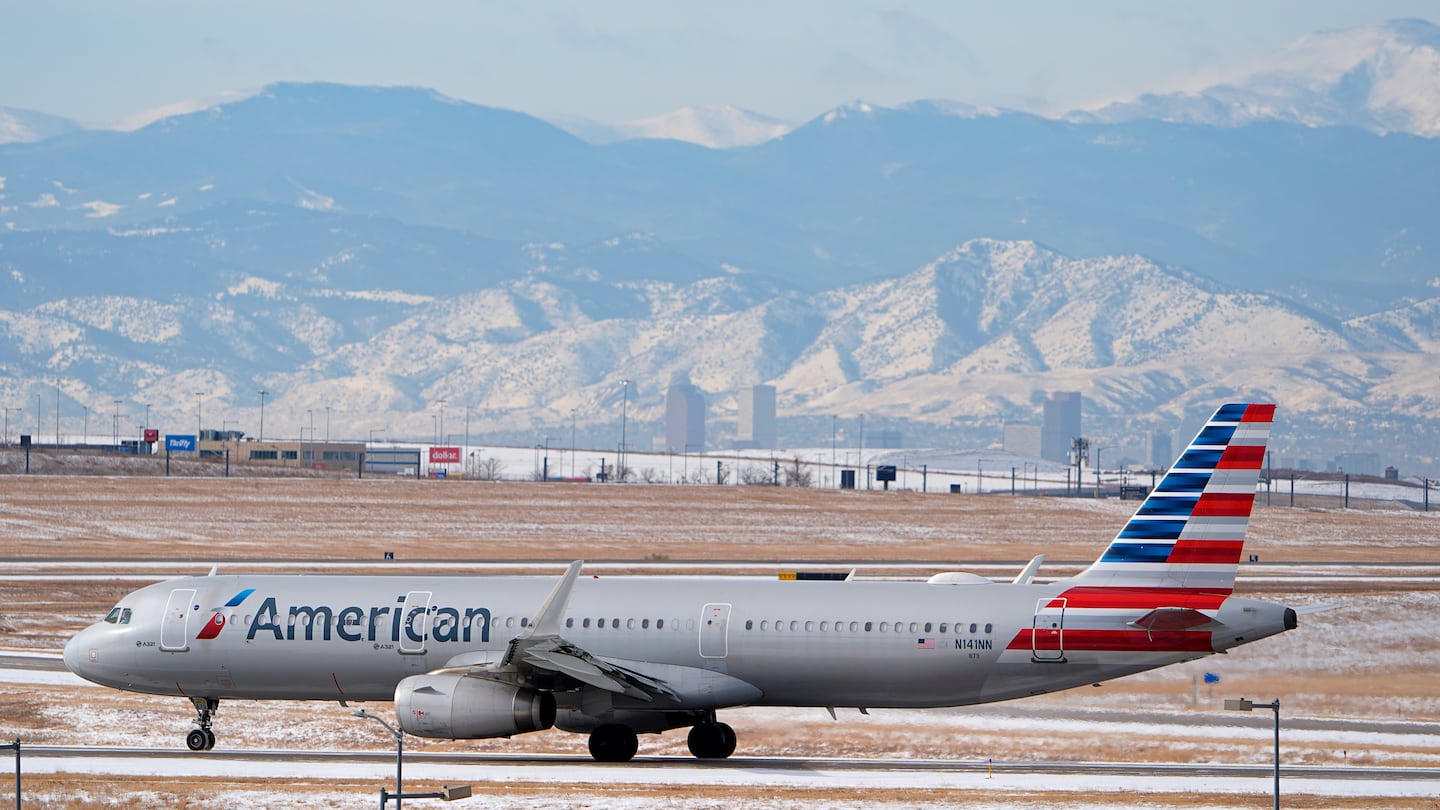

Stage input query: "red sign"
[
  {"left": 143, "top": 429, "right": 159, "bottom": 443},
  {"left": 429, "top": 446, "right": 461, "bottom": 464}
]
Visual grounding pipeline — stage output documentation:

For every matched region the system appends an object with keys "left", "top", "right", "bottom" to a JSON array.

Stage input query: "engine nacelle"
[{"left": 395, "top": 672, "right": 556, "bottom": 739}]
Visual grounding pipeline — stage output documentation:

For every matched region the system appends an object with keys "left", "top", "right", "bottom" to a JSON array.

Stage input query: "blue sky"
[{"left": 4, "top": 0, "right": 1437, "bottom": 127}]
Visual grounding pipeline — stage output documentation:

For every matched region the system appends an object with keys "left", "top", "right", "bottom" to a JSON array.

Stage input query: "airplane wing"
[{"left": 437, "top": 560, "right": 678, "bottom": 702}]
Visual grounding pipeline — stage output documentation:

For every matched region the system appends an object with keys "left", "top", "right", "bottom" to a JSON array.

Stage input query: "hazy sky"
[{"left": 4, "top": 1, "right": 1437, "bottom": 128}]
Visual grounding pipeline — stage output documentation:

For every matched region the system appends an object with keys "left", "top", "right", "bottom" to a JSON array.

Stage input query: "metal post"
[
  {"left": 1272, "top": 699, "right": 1280, "bottom": 810},
  {"left": 2, "top": 737, "right": 18, "bottom": 810}
]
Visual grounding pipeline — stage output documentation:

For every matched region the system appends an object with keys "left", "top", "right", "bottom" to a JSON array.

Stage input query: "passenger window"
[
  {"left": 566, "top": 618, "right": 574, "bottom": 628},
  {"left": 583, "top": 618, "right": 591, "bottom": 628},
  {"left": 745, "top": 620, "right": 753, "bottom": 630},
  {"left": 909, "top": 622, "right": 918, "bottom": 634},
  {"left": 760, "top": 620, "right": 768, "bottom": 631},
  {"left": 612, "top": 618, "right": 619, "bottom": 629},
  {"left": 805, "top": 621, "right": 815, "bottom": 632},
  {"left": 788, "top": 620, "right": 797, "bottom": 632},
  {"left": 985, "top": 623, "right": 993, "bottom": 634},
  {"left": 924, "top": 622, "right": 933, "bottom": 633},
  {"left": 879, "top": 622, "right": 889, "bottom": 632},
  {"left": 627, "top": 618, "right": 635, "bottom": 630},
  {"left": 520, "top": 617, "right": 529, "bottom": 628},
  {"left": 505, "top": 617, "right": 515, "bottom": 628},
  {"left": 819, "top": 621, "right": 829, "bottom": 632},
  {"left": 642, "top": 619, "right": 650, "bottom": 629},
  {"left": 865, "top": 622, "right": 873, "bottom": 632},
  {"left": 657, "top": 619, "right": 665, "bottom": 629},
  {"left": 849, "top": 621, "right": 859, "bottom": 632},
  {"left": 970, "top": 623, "right": 978, "bottom": 633}
]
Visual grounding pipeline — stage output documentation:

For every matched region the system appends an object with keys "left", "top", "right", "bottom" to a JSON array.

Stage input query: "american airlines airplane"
[{"left": 65, "top": 403, "right": 1295, "bottom": 762}]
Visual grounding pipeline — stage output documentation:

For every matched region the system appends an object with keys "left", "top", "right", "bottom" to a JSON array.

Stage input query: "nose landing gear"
[{"left": 186, "top": 697, "right": 219, "bottom": 751}]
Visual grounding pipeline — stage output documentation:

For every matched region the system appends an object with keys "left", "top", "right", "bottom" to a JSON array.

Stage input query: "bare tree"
[
  {"left": 641, "top": 467, "right": 663, "bottom": 483},
  {"left": 475, "top": 455, "right": 506, "bottom": 481},
  {"left": 739, "top": 464, "right": 770, "bottom": 485},
  {"left": 784, "top": 456, "right": 814, "bottom": 488},
  {"left": 715, "top": 463, "right": 731, "bottom": 485}
]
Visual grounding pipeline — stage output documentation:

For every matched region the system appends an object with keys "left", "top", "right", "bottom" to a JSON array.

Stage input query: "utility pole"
[{"left": 258, "top": 389, "right": 268, "bottom": 443}]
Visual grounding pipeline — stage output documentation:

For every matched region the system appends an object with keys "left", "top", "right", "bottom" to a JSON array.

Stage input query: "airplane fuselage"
[{"left": 67, "top": 570, "right": 1291, "bottom": 718}]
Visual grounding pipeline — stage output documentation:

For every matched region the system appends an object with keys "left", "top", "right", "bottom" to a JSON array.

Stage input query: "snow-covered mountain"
[
  {"left": 0, "top": 106, "right": 82, "bottom": 144},
  {"left": 1072, "top": 18, "right": 1440, "bottom": 137},
  {"left": 548, "top": 105, "right": 793, "bottom": 148},
  {"left": 3, "top": 237, "right": 1436, "bottom": 469}
]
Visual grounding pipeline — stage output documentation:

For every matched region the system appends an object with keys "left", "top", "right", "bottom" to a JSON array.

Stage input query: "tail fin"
[{"left": 1072, "top": 403, "right": 1274, "bottom": 593}]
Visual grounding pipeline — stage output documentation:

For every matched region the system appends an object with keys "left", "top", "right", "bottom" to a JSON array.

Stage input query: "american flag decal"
[{"left": 916, "top": 637, "right": 935, "bottom": 649}]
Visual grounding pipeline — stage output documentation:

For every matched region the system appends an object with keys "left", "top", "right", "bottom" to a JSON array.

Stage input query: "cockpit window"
[
  {"left": 104, "top": 607, "right": 133, "bottom": 625},
  {"left": 121, "top": 608, "right": 132, "bottom": 624}
]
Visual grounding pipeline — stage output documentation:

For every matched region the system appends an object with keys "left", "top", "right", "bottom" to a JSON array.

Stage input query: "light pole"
[
  {"left": 570, "top": 407, "right": 577, "bottom": 479},
  {"left": 193, "top": 392, "right": 205, "bottom": 439},
  {"left": 464, "top": 404, "right": 471, "bottom": 459},
  {"left": 1225, "top": 697, "right": 1281, "bottom": 810},
  {"left": 619, "top": 379, "right": 630, "bottom": 482},
  {"left": 353, "top": 709, "right": 404, "bottom": 809},
  {"left": 258, "top": 390, "right": 268, "bottom": 443},
  {"left": 325, "top": 406, "right": 331, "bottom": 443},
  {"left": 436, "top": 399, "right": 446, "bottom": 447},
  {"left": 1095, "top": 445, "right": 1116, "bottom": 497},
  {"left": 306, "top": 409, "right": 314, "bottom": 443},
  {"left": 112, "top": 399, "right": 122, "bottom": 446},
  {"left": 3, "top": 407, "right": 19, "bottom": 446}
]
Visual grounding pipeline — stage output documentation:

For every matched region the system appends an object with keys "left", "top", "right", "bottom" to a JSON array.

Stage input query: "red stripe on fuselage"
[
  {"left": 1166, "top": 539, "right": 1244, "bottom": 565},
  {"left": 1009, "top": 628, "right": 1215, "bottom": 653},
  {"left": 1054, "top": 587, "right": 1229, "bottom": 609}
]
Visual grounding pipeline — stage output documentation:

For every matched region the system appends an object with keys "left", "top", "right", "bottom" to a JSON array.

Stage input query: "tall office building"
[
  {"left": 1041, "top": 392, "right": 1082, "bottom": 463},
  {"left": 1150, "top": 432, "right": 1173, "bottom": 470},
  {"left": 736, "top": 384, "right": 776, "bottom": 450},
  {"left": 665, "top": 377, "right": 706, "bottom": 453}
]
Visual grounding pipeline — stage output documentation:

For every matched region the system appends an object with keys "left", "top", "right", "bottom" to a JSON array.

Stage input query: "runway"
[{"left": 16, "top": 745, "right": 1440, "bottom": 802}]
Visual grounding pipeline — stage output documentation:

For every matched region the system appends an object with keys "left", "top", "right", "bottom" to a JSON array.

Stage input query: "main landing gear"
[
  {"left": 186, "top": 697, "right": 218, "bottom": 751},
  {"left": 585, "top": 717, "right": 738, "bottom": 763},
  {"left": 686, "top": 720, "right": 736, "bottom": 760}
]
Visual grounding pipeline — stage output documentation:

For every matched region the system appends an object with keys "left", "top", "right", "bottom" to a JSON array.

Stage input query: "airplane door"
[
  {"left": 399, "top": 591, "right": 433, "bottom": 655},
  {"left": 1031, "top": 597, "right": 1066, "bottom": 662},
  {"left": 699, "top": 603, "right": 731, "bottom": 659},
  {"left": 161, "top": 588, "right": 197, "bottom": 652}
]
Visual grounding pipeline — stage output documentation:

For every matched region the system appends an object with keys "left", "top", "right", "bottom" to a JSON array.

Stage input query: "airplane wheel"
[
  {"left": 204, "top": 729, "right": 217, "bottom": 750},
  {"left": 687, "top": 721, "right": 736, "bottom": 759},
  {"left": 186, "top": 729, "right": 210, "bottom": 752},
  {"left": 588, "top": 724, "right": 638, "bottom": 762}
]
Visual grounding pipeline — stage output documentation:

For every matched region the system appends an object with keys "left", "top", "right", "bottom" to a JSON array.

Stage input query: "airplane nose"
[{"left": 63, "top": 625, "right": 93, "bottom": 677}]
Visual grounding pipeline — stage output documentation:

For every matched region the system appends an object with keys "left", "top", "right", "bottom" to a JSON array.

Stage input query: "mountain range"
[{"left": 1, "top": 20, "right": 1438, "bottom": 471}]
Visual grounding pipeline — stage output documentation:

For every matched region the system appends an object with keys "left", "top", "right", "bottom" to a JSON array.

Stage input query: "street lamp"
[
  {"left": 619, "top": 379, "right": 630, "bottom": 482},
  {"left": 436, "top": 399, "right": 446, "bottom": 446},
  {"left": 570, "top": 407, "right": 578, "bottom": 479},
  {"left": 1224, "top": 697, "right": 1281, "bottom": 810},
  {"left": 193, "top": 392, "right": 205, "bottom": 439},
  {"left": 3, "top": 407, "right": 20, "bottom": 446},
  {"left": 1095, "top": 445, "right": 1117, "bottom": 497},
  {"left": 353, "top": 709, "right": 405, "bottom": 808},
  {"left": 258, "top": 390, "right": 268, "bottom": 443},
  {"left": 112, "top": 400, "right": 122, "bottom": 446}
]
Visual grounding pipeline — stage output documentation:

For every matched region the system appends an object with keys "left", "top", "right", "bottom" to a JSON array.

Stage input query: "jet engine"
[{"left": 395, "top": 672, "right": 555, "bottom": 739}]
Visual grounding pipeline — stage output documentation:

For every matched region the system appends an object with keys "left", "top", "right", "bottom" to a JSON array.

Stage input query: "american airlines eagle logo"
[{"left": 195, "top": 589, "right": 255, "bottom": 640}]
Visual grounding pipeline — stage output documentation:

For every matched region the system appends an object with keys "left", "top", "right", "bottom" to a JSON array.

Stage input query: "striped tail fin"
[{"left": 1071, "top": 403, "right": 1274, "bottom": 593}]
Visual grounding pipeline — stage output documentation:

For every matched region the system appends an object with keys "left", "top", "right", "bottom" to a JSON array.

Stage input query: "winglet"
[
  {"left": 1012, "top": 555, "right": 1045, "bottom": 585},
  {"left": 521, "top": 560, "right": 584, "bottom": 639}
]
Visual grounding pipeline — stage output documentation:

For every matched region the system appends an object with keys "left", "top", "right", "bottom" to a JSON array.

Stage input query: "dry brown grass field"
[{"left": 2, "top": 468, "right": 1438, "bottom": 807}]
